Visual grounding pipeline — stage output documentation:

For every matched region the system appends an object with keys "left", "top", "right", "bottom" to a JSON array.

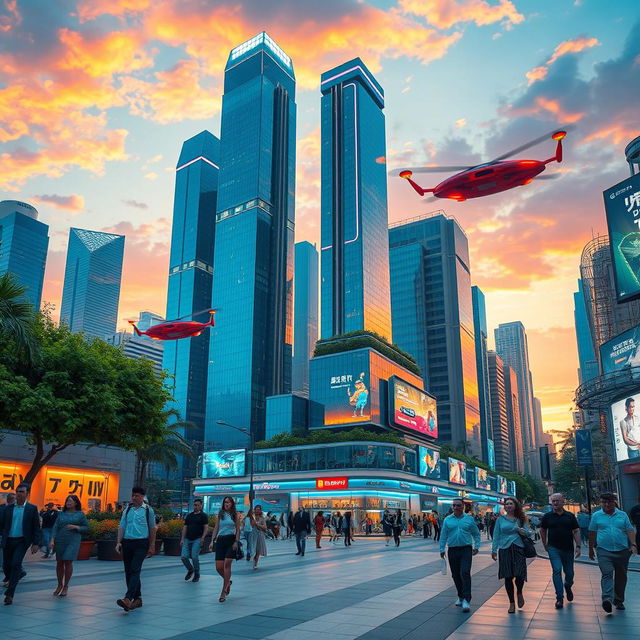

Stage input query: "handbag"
[
  {"left": 520, "top": 534, "right": 537, "bottom": 558},
  {"left": 234, "top": 539, "right": 244, "bottom": 561}
]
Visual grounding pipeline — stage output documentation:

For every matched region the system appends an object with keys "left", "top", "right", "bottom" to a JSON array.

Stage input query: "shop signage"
[
  {"left": 431, "top": 486, "right": 439, "bottom": 494},
  {"left": 316, "top": 477, "right": 348, "bottom": 490},
  {"left": 399, "top": 481, "right": 410, "bottom": 489},
  {"left": 255, "top": 482, "right": 281, "bottom": 491}
]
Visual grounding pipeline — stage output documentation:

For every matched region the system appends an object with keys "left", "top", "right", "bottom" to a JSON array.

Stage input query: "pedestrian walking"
[
  {"left": 39, "top": 503, "right": 58, "bottom": 558},
  {"left": 382, "top": 509, "right": 393, "bottom": 546},
  {"left": 489, "top": 513, "right": 497, "bottom": 540},
  {"left": 588, "top": 492, "right": 637, "bottom": 613},
  {"left": 0, "top": 483, "right": 41, "bottom": 605},
  {"left": 240, "top": 509, "right": 253, "bottom": 564},
  {"left": 392, "top": 510, "right": 403, "bottom": 547},
  {"left": 287, "top": 510, "right": 294, "bottom": 539},
  {"left": 365, "top": 516, "right": 373, "bottom": 536},
  {"left": 279, "top": 513, "right": 286, "bottom": 540},
  {"left": 432, "top": 511, "right": 441, "bottom": 542},
  {"left": 50, "top": 495, "right": 88, "bottom": 597},
  {"left": 314, "top": 511, "right": 325, "bottom": 549},
  {"left": 209, "top": 495, "right": 241, "bottom": 603},
  {"left": 0, "top": 492, "right": 16, "bottom": 586},
  {"left": 491, "top": 497, "right": 533, "bottom": 613},
  {"left": 180, "top": 498, "right": 209, "bottom": 582},
  {"left": 423, "top": 514, "right": 431, "bottom": 539},
  {"left": 115, "top": 487, "right": 157, "bottom": 611},
  {"left": 249, "top": 505, "right": 268, "bottom": 569},
  {"left": 292, "top": 505, "right": 311, "bottom": 556},
  {"left": 540, "top": 493, "right": 581, "bottom": 609},
  {"left": 628, "top": 496, "right": 640, "bottom": 550},
  {"left": 576, "top": 510, "right": 591, "bottom": 547},
  {"left": 440, "top": 498, "right": 481, "bottom": 613},
  {"left": 343, "top": 511, "right": 354, "bottom": 546}
]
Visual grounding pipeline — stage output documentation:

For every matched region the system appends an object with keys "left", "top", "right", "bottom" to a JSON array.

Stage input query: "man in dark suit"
[
  {"left": 292, "top": 506, "right": 311, "bottom": 557},
  {"left": 0, "top": 483, "right": 41, "bottom": 605}
]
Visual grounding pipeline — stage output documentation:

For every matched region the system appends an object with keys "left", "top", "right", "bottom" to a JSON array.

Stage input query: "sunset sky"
[{"left": 2, "top": 0, "right": 639, "bottom": 435}]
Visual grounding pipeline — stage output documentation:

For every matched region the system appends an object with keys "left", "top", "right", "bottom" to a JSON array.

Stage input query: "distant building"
[
  {"left": 504, "top": 365, "right": 524, "bottom": 474},
  {"left": 573, "top": 279, "right": 599, "bottom": 384},
  {"left": 106, "top": 311, "right": 164, "bottom": 375},
  {"left": 472, "top": 286, "right": 493, "bottom": 465},
  {"left": 487, "top": 351, "right": 511, "bottom": 472}
]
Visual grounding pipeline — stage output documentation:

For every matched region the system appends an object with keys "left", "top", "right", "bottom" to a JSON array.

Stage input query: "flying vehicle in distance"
[
  {"left": 129, "top": 310, "right": 216, "bottom": 340},
  {"left": 397, "top": 128, "right": 570, "bottom": 202}
]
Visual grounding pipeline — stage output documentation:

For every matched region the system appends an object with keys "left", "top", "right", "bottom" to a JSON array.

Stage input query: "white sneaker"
[
  {"left": 455, "top": 598, "right": 462, "bottom": 606},
  {"left": 462, "top": 600, "right": 470, "bottom": 612}
]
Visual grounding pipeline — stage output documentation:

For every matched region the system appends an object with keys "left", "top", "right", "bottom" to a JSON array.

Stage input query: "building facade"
[
  {"left": 320, "top": 58, "right": 391, "bottom": 341},
  {"left": 504, "top": 365, "right": 524, "bottom": 474},
  {"left": 487, "top": 351, "right": 511, "bottom": 472},
  {"left": 573, "top": 279, "right": 600, "bottom": 384},
  {"left": 106, "top": 312, "right": 164, "bottom": 375},
  {"left": 60, "top": 228, "right": 125, "bottom": 339}
]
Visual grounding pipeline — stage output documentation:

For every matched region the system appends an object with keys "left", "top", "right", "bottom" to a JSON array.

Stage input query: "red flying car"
[
  {"left": 129, "top": 310, "right": 216, "bottom": 341},
  {"left": 398, "top": 129, "right": 568, "bottom": 202}
]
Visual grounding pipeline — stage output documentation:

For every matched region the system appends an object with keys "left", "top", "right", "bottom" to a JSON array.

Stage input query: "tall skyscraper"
[
  {"left": 320, "top": 58, "right": 391, "bottom": 341},
  {"left": 106, "top": 312, "right": 164, "bottom": 375},
  {"left": 472, "top": 286, "right": 493, "bottom": 463},
  {"left": 0, "top": 200, "right": 49, "bottom": 309},
  {"left": 532, "top": 396, "right": 545, "bottom": 455},
  {"left": 573, "top": 279, "right": 599, "bottom": 383},
  {"left": 60, "top": 228, "right": 124, "bottom": 339},
  {"left": 389, "top": 213, "right": 481, "bottom": 454},
  {"left": 292, "top": 241, "right": 318, "bottom": 397},
  {"left": 206, "top": 33, "right": 296, "bottom": 448},
  {"left": 504, "top": 365, "right": 524, "bottom": 473},
  {"left": 163, "top": 131, "right": 219, "bottom": 450},
  {"left": 487, "top": 351, "right": 511, "bottom": 471}
]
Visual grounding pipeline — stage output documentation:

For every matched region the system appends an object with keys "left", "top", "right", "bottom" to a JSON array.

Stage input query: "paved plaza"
[{"left": 2, "top": 536, "right": 639, "bottom": 640}]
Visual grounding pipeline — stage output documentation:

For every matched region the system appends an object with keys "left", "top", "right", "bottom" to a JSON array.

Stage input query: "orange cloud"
[
  {"left": 400, "top": 0, "right": 524, "bottom": 29},
  {"left": 32, "top": 194, "right": 85, "bottom": 213},
  {"left": 0, "top": 0, "right": 20, "bottom": 32},
  {"left": 526, "top": 36, "right": 599, "bottom": 85},
  {"left": 507, "top": 96, "right": 585, "bottom": 124},
  {"left": 296, "top": 126, "right": 321, "bottom": 230},
  {"left": 76, "top": 0, "right": 152, "bottom": 23}
]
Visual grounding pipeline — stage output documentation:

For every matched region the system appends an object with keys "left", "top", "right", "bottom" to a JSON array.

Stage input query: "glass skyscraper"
[
  {"left": 320, "top": 58, "right": 391, "bottom": 341},
  {"left": 0, "top": 200, "right": 49, "bottom": 309},
  {"left": 504, "top": 364, "right": 524, "bottom": 473},
  {"left": 487, "top": 350, "right": 512, "bottom": 471},
  {"left": 573, "top": 279, "right": 599, "bottom": 383},
  {"left": 60, "top": 228, "right": 124, "bottom": 339},
  {"left": 292, "top": 241, "right": 318, "bottom": 397},
  {"left": 389, "top": 213, "right": 481, "bottom": 455},
  {"left": 163, "top": 131, "right": 219, "bottom": 451},
  {"left": 205, "top": 33, "right": 296, "bottom": 448},
  {"left": 472, "top": 286, "right": 493, "bottom": 465}
]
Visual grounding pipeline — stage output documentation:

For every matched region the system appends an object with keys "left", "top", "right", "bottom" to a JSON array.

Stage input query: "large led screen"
[
  {"left": 448, "top": 457, "right": 467, "bottom": 485},
  {"left": 610, "top": 393, "right": 640, "bottom": 462},
  {"left": 497, "top": 474, "right": 508, "bottom": 494},
  {"left": 389, "top": 376, "right": 438, "bottom": 439},
  {"left": 202, "top": 449, "right": 246, "bottom": 479},
  {"left": 476, "top": 467, "right": 490, "bottom": 490},
  {"left": 600, "top": 325, "right": 640, "bottom": 374},
  {"left": 604, "top": 173, "right": 640, "bottom": 302},
  {"left": 418, "top": 446, "right": 441, "bottom": 479}
]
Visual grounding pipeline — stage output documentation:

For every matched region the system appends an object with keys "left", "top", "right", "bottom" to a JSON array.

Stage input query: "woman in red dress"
[{"left": 314, "top": 511, "right": 325, "bottom": 549}]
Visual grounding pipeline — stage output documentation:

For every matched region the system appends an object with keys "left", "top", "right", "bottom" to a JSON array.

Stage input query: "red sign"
[
  {"left": 316, "top": 477, "right": 348, "bottom": 490},
  {"left": 623, "top": 462, "right": 640, "bottom": 474}
]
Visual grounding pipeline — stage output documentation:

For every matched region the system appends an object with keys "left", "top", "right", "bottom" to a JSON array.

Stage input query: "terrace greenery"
[{"left": 256, "top": 427, "right": 407, "bottom": 449}]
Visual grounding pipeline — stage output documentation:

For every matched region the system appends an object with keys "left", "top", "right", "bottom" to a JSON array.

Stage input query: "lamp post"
[{"left": 216, "top": 420, "right": 255, "bottom": 507}]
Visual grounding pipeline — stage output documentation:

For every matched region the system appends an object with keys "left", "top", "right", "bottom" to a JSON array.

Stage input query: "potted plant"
[
  {"left": 157, "top": 519, "right": 184, "bottom": 556},
  {"left": 78, "top": 519, "right": 99, "bottom": 560},
  {"left": 96, "top": 519, "right": 122, "bottom": 561}
]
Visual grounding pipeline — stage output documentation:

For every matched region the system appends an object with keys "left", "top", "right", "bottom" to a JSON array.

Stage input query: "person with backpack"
[{"left": 115, "top": 487, "right": 157, "bottom": 612}]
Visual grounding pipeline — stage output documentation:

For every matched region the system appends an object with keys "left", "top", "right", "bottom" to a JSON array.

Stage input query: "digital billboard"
[
  {"left": 448, "top": 457, "right": 467, "bottom": 485},
  {"left": 509, "top": 481, "right": 516, "bottom": 496},
  {"left": 418, "top": 446, "right": 441, "bottom": 479},
  {"left": 487, "top": 439, "right": 496, "bottom": 470},
  {"left": 497, "top": 474, "right": 508, "bottom": 494},
  {"left": 475, "top": 467, "right": 490, "bottom": 491},
  {"left": 202, "top": 449, "right": 246, "bottom": 479},
  {"left": 389, "top": 376, "right": 438, "bottom": 439},
  {"left": 610, "top": 393, "right": 640, "bottom": 462},
  {"left": 599, "top": 325, "right": 640, "bottom": 374},
  {"left": 604, "top": 173, "right": 640, "bottom": 302}
]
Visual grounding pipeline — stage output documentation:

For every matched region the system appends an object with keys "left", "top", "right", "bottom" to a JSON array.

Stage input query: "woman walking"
[
  {"left": 249, "top": 505, "right": 268, "bottom": 570},
  {"left": 209, "top": 496, "right": 241, "bottom": 602},
  {"left": 491, "top": 497, "right": 533, "bottom": 613},
  {"left": 343, "top": 511, "right": 353, "bottom": 546},
  {"left": 49, "top": 495, "right": 88, "bottom": 597},
  {"left": 314, "top": 511, "right": 325, "bottom": 549},
  {"left": 392, "top": 510, "right": 403, "bottom": 547},
  {"left": 382, "top": 509, "right": 394, "bottom": 546}
]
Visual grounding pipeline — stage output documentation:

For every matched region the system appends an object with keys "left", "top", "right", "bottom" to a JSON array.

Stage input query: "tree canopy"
[{"left": 256, "top": 427, "right": 407, "bottom": 449}]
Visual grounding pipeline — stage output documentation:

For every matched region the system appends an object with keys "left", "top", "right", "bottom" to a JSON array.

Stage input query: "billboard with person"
[
  {"left": 418, "top": 446, "right": 441, "bottom": 479},
  {"left": 448, "top": 457, "right": 467, "bottom": 485},
  {"left": 475, "top": 467, "right": 490, "bottom": 490},
  {"left": 610, "top": 392, "right": 640, "bottom": 462},
  {"left": 389, "top": 376, "right": 438, "bottom": 439}
]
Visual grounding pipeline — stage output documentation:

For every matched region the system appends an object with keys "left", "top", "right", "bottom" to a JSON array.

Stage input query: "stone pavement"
[{"left": 2, "top": 536, "right": 639, "bottom": 640}]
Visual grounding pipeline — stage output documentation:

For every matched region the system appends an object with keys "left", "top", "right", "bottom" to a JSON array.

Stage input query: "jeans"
[
  {"left": 3, "top": 538, "right": 29, "bottom": 598},
  {"left": 241, "top": 530, "right": 254, "bottom": 559},
  {"left": 628, "top": 448, "right": 640, "bottom": 458},
  {"left": 295, "top": 531, "right": 307, "bottom": 554},
  {"left": 596, "top": 547, "right": 631, "bottom": 603},
  {"left": 547, "top": 546, "right": 575, "bottom": 599},
  {"left": 41, "top": 528, "right": 53, "bottom": 555},
  {"left": 580, "top": 528, "right": 589, "bottom": 546},
  {"left": 122, "top": 538, "right": 149, "bottom": 600},
  {"left": 448, "top": 545, "right": 473, "bottom": 602},
  {"left": 181, "top": 538, "right": 202, "bottom": 573}
]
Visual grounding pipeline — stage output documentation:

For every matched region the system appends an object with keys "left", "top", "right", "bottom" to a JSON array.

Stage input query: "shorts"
[{"left": 215, "top": 534, "right": 237, "bottom": 561}]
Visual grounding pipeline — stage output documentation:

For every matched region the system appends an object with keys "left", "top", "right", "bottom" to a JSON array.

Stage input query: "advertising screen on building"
[
  {"left": 610, "top": 392, "right": 640, "bottom": 462},
  {"left": 476, "top": 467, "right": 490, "bottom": 490},
  {"left": 418, "top": 447, "right": 441, "bottom": 479},
  {"left": 202, "top": 450, "right": 246, "bottom": 479},
  {"left": 604, "top": 173, "right": 640, "bottom": 302},
  {"left": 389, "top": 376, "right": 438, "bottom": 439},
  {"left": 509, "top": 481, "right": 516, "bottom": 496},
  {"left": 600, "top": 325, "right": 640, "bottom": 374},
  {"left": 448, "top": 457, "right": 467, "bottom": 485},
  {"left": 497, "top": 474, "right": 508, "bottom": 494}
]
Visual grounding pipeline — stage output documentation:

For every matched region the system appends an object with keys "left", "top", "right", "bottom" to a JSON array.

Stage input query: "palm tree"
[{"left": 0, "top": 272, "right": 37, "bottom": 362}]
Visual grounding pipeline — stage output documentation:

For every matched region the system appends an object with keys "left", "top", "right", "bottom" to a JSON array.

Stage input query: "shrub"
[
  {"left": 86, "top": 510, "right": 121, "bottom": 521},
  {"left": 156, "top": 519, "right": 184, "bottom": 539},
  {"left": 95, "top": 519, "right": 120, "bottom": 540},
  {"left": 207, "top": 514, "right": 217, "bottom": 528},
  {"left": 83, "top": 519, "right": 101, "bottom": 541}
]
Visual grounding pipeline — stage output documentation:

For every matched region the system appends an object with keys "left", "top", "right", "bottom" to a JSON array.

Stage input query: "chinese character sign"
[{"left": 599, "top": 325, "right": 640, "bottom": 374}]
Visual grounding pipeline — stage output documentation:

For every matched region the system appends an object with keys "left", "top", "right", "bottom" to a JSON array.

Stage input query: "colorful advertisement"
[
  {"left": 316, "top": 477, "right": 348, "bottom": 490},
  {"left": 509, "top": 481, "right": 516, "bottom": 496},
  {"left": 487, "top": 439, "right": 496, "bottom": 470},
  {"left": 389, "top": 376, "right": 438, "bottom": 439},
  {"left": 418, "top": 447, "right": 441, "bottom": 479},
  {"left": 604, "top": 173, "right": 640, "bottom": 302},
  {"left": 475, "top": 467, "right": 490, "bottom": 490},
  {"left": 599, "top": 325, "right": 640, "bottom": 374},
  {"left": 448, "top": 457, "right": 467, "bottom": 485},
  {"left": 497, "top": 475, "right": 508, "bottom": 494},
  {"left": 202, "top": 449, "right": 246, "bottom": 479},
  {"left": 610, "top": 393, "right": 640, "bottom": 462}
]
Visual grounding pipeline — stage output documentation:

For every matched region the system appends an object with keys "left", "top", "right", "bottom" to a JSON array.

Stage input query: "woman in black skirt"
[
  {"left": 209, "top": 496, "right": 241, "bottom": 602},
  {"left": 491, "top": 497, "right": 533, "bottom": 613}
]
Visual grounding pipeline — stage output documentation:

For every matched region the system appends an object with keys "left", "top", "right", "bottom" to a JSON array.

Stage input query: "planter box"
[
  {"left": 163, "top": 537, "right": 182, "bottom": 556},
  {"left": 97, "top": 539, "right": 122, "bottom": 561},
  {"left": 77, "top": 540, "right": 95, "bottom": 561}
]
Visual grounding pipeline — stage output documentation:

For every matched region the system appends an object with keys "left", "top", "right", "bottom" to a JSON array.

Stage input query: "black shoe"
[
  {"left": 613, "top": 600, "right": 625, "bottom": 610},
  {"left": 555, "top": 598, "right": 563, "bottom": 609},
  {"left": 4, "top": 596, "right": 12, "bottom": 605},
  {"left": 602, "top": 600, "right": 612, "bottom": 613},
  {"left": 192, "top": 573, "right": 200, "bottom": 583},
  {"left": 184, "top": 569, "right": 194, "bottom": 581},
  {"left": 295, "top": 552, "right": 301, "bottom": 555},
  {"left": 301, "top": 552, "right": 305, "bottom": 556},
  {"left": 565, "top": 585, "right": 574, "bottom": 602},
  {"left": 19, "top": 570, "right": 26, "bottom": 580}
]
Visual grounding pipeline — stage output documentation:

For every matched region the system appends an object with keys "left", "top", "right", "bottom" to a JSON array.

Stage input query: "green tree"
[
  {"left": 0, "top": 272, "right": 38, "bottom": 363},
  {"left": 0, "top": 311, "right": 173, "bottom": 485},
  {"left": 552, "top": 446, "right": 585, "bottom": 504}
]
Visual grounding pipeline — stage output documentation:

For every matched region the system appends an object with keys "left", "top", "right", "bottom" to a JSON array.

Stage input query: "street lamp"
[{"left": 216, "top": 420, "right": 255, "bottom": 507}]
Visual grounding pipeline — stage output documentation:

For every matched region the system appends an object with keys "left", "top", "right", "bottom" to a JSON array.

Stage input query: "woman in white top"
[{"left": 209, "top": 496, "right": 241, "bottom": 602}]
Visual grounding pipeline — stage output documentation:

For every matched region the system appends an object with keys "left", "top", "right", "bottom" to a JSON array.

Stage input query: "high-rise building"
[
  {"left": 163, "top": 131, "right": 219, "bottom": 450},
  {"left": 504, "top": 365, "right": 524, "bottom": 473},
  {"left": 205, "top": 33, "right": 296, "bottom": 448},
  {"left": 389, "top": 213, "right": 481, "bottom": 455},
  {"left": 292, "top": 241, "right": 318, "bottom": 397},
  {"left": 106, "top": 312, "right": 164, "bottom": 375},
  {"left": 532, "top": 396, "right": 545, "bottom": 457},
  {"left": 0, "top": 200, "right": 49, "bottom": 309},
  {"left": 487, "top": 351, "right": 511, "bottom": 471},
  {"left": 472, "top": 286, "right": 493, "bottom": 464},
  {"left": 573, "top": 279, "right": 600, "bottom": 384},
  {"left": 320, "top": 58, "right": 391, "bottom": 341},
  {"left": 60, "top": 228, "right": 124, "bottom": 339}
]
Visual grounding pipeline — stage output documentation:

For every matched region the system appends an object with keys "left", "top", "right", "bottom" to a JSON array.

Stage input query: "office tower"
[
  {"left": 320, "top": 58, "right": 391, "bottom": 341},
  {"left": 60, "top": 228, "right": 124, "bottom": 339},
  {"left": 573, "top": 279, "right": 599, "bottom": 383},
  {"left": 137, "top": 311, "right": 164, "bottom": 333},
  {"left": 163, "top": 131, "right": 219, "bottom": 451},
  {"left": 389, "top": 213, "right": 481, "bottom": 455},
  {"left": 472, "top": 286, "right": 493, "bottom": 464},
  {"left": 106, "top": 311, "right": 164, "bottom": 375},
  {"left": 205, "top": 33, "right": 296, "bottom": 448},
  {"left": 487, "top": 351, "right": 511, "bottom": 471},
  {"left": 532, "top": 396, "right": 545, "bottom": 453},
  {"left": 0, "top": 200, "right": 49, "bottom": 309},
  {"left": 504, "top": 365, "right": 524, "bottom": 473},
  {"left": 292, "top": 241, "right": 319, "bottom": 397}
]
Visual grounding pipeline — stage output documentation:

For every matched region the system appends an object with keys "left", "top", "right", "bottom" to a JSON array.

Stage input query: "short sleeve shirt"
[
  {"left": 541, "top": 510, "right": 579, "bottom": 551},
  {"left": 184, "top": 512, "right": 208, "bottom": 540},
  {"left": 120, "top": 504, "right": 156, "bottom": 539},
  {"left": 588, "top": 508, "right": 634, "bottom": 551}
]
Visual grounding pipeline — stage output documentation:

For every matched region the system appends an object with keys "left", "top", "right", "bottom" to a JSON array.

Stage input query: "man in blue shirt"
[
  {"left": 440, "top": 498, "right": 481, "bottom": 612},
  {"left": 588, "top": 492, "right": 637, "bottom": 613}
]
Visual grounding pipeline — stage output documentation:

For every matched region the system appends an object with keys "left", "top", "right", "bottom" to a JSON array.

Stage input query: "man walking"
[
  {"left": 589, "top": 492, "right": 637, "bottom": 613},
  {"left": 39, "top": 503, "right": 58, "bottom": 558},
  {"left": 180, "top": 498, "right": 208, "bottom": 582},
  {"left": 440, "top": 498, "right": 481, "bottom": 613},
  {"left": 292, "top": 505, "right": 311, "bottom": 557},
  {"left": 540, "top": 493, "right": 581, "bottom": 609},
  {"left": 115, "top": 487, "right": 157, "bottom": 611},
  {"left": 0, "top": 492, "right": 16, "bottom": 586},
  {"left": 0, "top": 484, "right": 41, "bottom": 605}
]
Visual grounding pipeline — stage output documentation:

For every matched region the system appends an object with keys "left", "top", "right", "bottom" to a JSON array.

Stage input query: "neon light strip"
[
  {"left": 321, "top": 65, "right": 384, "bottom": 102},
  {"left": 176, "top": 156, "right": 219, "bottom": 172}
]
